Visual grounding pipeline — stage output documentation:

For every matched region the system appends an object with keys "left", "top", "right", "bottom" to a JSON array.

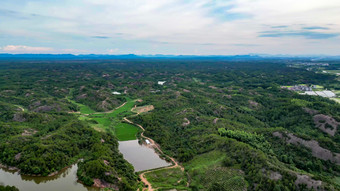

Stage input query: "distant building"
[
  {"left": 288, "top": 85, "right": 312, "bottom": 91},
  {"left": 323, "top": 91, "right": 336, "bottom": 98},
  {"left": 145, "top": 139, "right": 151, "bottom": 145},
  {"left": 158, "top": 81, "right": 166, "bottom": 85},
  {"left": 112, "top": 91, "right": 121, "bottom": 95}
]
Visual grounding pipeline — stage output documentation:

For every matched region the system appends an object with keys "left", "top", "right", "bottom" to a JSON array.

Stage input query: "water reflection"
[
  {"left": 0, "top": 164, "right": 98, "bottom": 191},
  {"left": 119, "top": 140, "right": 171, "bottom": 172}
]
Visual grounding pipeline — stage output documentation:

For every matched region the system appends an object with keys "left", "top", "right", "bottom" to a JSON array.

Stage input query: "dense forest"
[{"left": 0, "top": 58, "right": 340, "bottom": 190}]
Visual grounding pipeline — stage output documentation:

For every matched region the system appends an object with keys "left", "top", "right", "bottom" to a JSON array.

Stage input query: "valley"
[{"left": 0, "top": 58, "right": 340, "bottom": 191}]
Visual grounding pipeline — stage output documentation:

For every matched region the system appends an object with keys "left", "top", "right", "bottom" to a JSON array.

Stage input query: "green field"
[
  {"left": 67, "top": 98, "right": 96, "bottom": 114},
  {"left": 144, "top": 167, "right": 189, "bottom": 190},
  {"left": 107, "top": 97, "right": 136, "bottom": 118},
  {"left": 114, "top": 123, "right": 140, "bottom": 141},
  {"left": 192, "top": 77, "right": 202, "bottom": 83},
  {"left": 69, "top": 96, "right": 140, "bottom": 141}
]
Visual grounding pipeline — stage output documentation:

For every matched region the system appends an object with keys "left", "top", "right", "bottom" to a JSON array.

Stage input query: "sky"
[{"left": 0, "top": 0, "right": 340, "bottom": 55}]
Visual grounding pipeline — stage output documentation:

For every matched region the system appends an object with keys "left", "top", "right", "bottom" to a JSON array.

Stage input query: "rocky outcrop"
[
  {"left": 15, "top": 153, "right": 21, "bottom": 161},
  {"left": 93, "top": 179, "right": 118, "bottom": 190},
  {"left": 33, "top": 106, "right": 54, "bottom": 113},
  {"left": 303, "top": 107, "right": 318, "bottom": 115},
  {"left": 273, "top": 132, "right": 340, "bottom": 164},
  {"left": 13, "top": 113, "right": 26, "bottom": 122},
  {"left": 313, "top": 114, "right": 339, "bottom": 136},
  {"left": 295, "top": 174, "right": 322, "bottom": 190}
]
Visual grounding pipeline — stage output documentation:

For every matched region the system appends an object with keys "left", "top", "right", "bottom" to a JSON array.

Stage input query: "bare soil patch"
[
  {"left": 22, "top": 129, "right": 38, "bottom": 136},
  {"left": 249, "top": 100, "right": 259, "bottom": 108},
  {"left": 182, "top": 118, "right": 190, "bottom": 126},
  {"left": 131, "top": 105, "right": 154, "bottom": 114}
]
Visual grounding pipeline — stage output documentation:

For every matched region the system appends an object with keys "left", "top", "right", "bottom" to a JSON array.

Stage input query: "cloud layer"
[
  {"left": 1, "top": 45, "right": 53, "bottom": 53},
  {"left": 0, "top": 0, "right": 339, "bottom": 55}
]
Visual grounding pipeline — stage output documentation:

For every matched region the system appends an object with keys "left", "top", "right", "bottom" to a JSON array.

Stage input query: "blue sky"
[{"left": 0, "top": 0, "right": 340, "bottom": 55}]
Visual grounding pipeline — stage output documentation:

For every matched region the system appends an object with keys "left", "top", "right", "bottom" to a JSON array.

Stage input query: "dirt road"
[{"left": 123, "top": 118, "right": 184, "bottom": 190}]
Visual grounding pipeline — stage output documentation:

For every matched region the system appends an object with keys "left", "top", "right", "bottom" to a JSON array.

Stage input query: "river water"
[
  {"left": 0, "top": 140, "right": 171, "bottom": 190},
  {"left": 118, "top": 140, "right": 171, "bottom": 171},
  {"left": 0, "top": 129, "right": 170, "bottom": 190},
  {"left": 0, "top": 164, "right": 98, "bottom": 191}
]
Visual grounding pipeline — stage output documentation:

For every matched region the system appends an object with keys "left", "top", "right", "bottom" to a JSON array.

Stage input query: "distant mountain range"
[{"left": 0, "top": 53, "right": 340, "bottom": 61}]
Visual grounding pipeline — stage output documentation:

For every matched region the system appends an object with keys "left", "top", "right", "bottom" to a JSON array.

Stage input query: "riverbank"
[
  {"left": 123, "top": 118, "right": 187, "bottom": 191},
  {"left": 0, "top": 163, "right": 97, "bottom": 191}
]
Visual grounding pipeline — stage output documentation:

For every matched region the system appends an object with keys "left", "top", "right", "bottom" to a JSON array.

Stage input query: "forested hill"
[{"left": 0, "top": 58, "right": 340, "bottom": 190}]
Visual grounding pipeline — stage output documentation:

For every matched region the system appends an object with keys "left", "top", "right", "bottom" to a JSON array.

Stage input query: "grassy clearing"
[
  {"left": 325, "top": 70, "right": 340, "bottom": 74},
  {"left": 68, "top": 96, "right": 140, "bottom": 141},
  {"left": 144, "top": 167, "right": 189, "bottom": 190},
  {"left": 333, "top": 177, "right": 340, "bottom": 186},
  {"left": 92, "top": 117, "right": 111, "bottom": 126},
  {"left": 331, "top": 98, "right": 340, "bottom": 104},
  {"left": 115, "top": 123, "right": 140, "bottom": 141},
  {"left": 79, "top": 105, "right": 96, "bottom": 114},
  {"left": 192, "top": 78, "right": 202, "bottom": 83},
  {"left": 185, "top": 150, "right": 225, "bottom": 171},
  {"left": 291, "top": 99, "right": 311, "bottom": 107},
  {"left": 107, "top": 98, "right": 135, "bottom": 118},
  {"left": 66, "top": 97, "right": 95, "bottom": 114},
  {"left": 314, "top": 85, "right": 324, "bottom": 89}
]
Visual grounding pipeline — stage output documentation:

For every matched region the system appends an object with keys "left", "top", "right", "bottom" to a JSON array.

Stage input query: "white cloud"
[
  {"left": 1, "top": 45, "right": 54, "bottom": 53},
  {"left": 107, "top": 48, "right": 119, "bottom": 54},
  {"left": 0, "top": 0, "right": 339, "bottom": 55}
]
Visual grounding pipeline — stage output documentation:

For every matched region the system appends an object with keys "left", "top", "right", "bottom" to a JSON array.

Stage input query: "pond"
[
  {"left": 119, "top": 140, "right": 171, "bottom": 172},
  {"left": 0, "top": 164, "right": 98, "bottom": 191}
]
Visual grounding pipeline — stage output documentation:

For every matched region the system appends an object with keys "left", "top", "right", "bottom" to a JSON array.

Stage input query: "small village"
[{"left": 282, "top": 85, "right": 338, "bottom": 99}]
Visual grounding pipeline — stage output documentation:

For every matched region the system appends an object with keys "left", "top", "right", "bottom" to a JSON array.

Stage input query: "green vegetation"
[
  {"left": 114, "top": 123, "right": 140, "bottom": 141},
  {"left": 0, "top": 185, "right": 18, "bottom": 191},
  {"left": 218, "top": 128, "right": 272, "bottom": 153},
  {"left": 66, "top": 90, "right": 95, "bottom": 114},
  {"left": 107, "top": 97, "right": 135, "bottom": 118},
  {"left": 185, "top": 150, "right": 247, "bottom": 191},
  {"left": 71, "top": 96, "right": 139, "bottom": 141},
  {"left": 1, "top": 58, "right": 340, "bottom": 190},
  {"left": 185, "top": 150, "right": 225, "bottom": 171},
  {"left": 145, "top": 167, "right": 189, "bottom": 190}
]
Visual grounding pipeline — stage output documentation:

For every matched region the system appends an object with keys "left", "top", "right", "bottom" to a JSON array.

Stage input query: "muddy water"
[
  {"left": 118, "top": 140, "right": 171, "bottom": 172},
  {"left": 0, "top": 164, "right": 98, "bottom": 191}
]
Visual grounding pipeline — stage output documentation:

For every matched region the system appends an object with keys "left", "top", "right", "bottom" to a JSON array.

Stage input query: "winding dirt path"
[{"left": 123, "top": 118, "right": 184, "bottom": 191}]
